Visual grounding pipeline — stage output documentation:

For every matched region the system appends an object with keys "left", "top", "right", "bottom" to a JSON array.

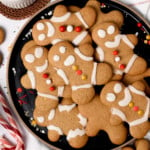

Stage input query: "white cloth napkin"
[{"left": 0, "top": 0, "right": 149, "bottom": 150}]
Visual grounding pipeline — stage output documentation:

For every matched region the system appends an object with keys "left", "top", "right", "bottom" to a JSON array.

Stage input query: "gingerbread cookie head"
[
  {"left": 100, "top": 81, "right": 150, "bottom": 138},
  {"left": 47, "top": 98, "right": 88, "bottom": 148},
  {"left": 92, "top": 22, "right": 147, "bottom": 78},
  {"left": 32, "top": 4, "right": 96, "bottom": 46},
  {"left": 48, "top": 41, "right": 112, "bottom": 104}
]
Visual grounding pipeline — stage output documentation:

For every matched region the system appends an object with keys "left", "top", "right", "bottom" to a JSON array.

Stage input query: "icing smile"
[{"left": 35, "top": 59, "right": 48, "bottom": 72}]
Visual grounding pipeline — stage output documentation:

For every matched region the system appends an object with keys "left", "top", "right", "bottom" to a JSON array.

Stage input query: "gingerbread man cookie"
[
  {"left": 100, "top": 80, "right": 150, "bottom": 138},
  {"left": 48, "top": 41, "right": 113, "bottom": 104},
  {"left": 92, "top": 22, "right": 147, "bottom": 80},
  {"left": 32, "top": 4, "right": 96, "bottom": 46},
  {"left": 47, "top": 98, "right": 88, "bottom": 148},
  {"left": 78, "top": 95, "right": 127, "bottom": 145},
  {"left": 20, "top": 41, "right": 71, "bottom": 126}
]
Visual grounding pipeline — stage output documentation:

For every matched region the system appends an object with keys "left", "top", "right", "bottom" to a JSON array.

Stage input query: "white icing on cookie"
[
  {"left": 38, "top": 92, "right": 58, "bottom": 100},
  {"left": 106, "top": 93, "right": 116, "bottom": 102},
  {"left": 27, "top": 70, "right": 36, "bottom": 89},
  {"left": 111, "top": 108, "right": 126, "bottom": 121},
  {"left": 57, "top": 86, "right": 65, "bottom": 97},
  {"left": 38, "top": 34, "right": 46, "bottom": 41},
  {"left": 74, "top": 48, "right": 93, "bottom": 61},
  {"left": 96, "top": 47, "right": 104, "bottom": 62},
  {"left": 107, "top": 25, "right": 115, "bottom": 35},
  {"left": 37, "top": 23, "right": 45, "bottom": 30},
  {"left": 77, "top": 114, "right": 87, "bottom": 127},
  {"left": 64, "top": 55, "right": 75, "bottom": 66},
  {"left": 46, "top": 22, "right": 55, "bottom": 37},
  {"left": 72, "top": 31, "right": 88, "bottom": 45},
  {"left": 47, "top": 125, "right": 63, "bottom": 135},
  {"left": 37, "top": 116, "right": 44, "bottom": 123},
  {"left": 124, "top": 54, "right": 138, "bottom": 73},
  {"left": 58, "top": 104, "right": 76, "bottom": 112},
  {"left": 114, "top": 83, "right": 122, "bottom": 93},
  {"left": 75, "top": 12, "right": 88, "bottom": 28},
  {"left": 55, "top": 68, "right": 69, "bottom": 85},
  {"left": 128, "top": 85, "right": 146, "bottom": 96},
  {"left": 52, "top": 39, "right": 63, "bottom": 45},
  {"left": 72, "top": 84, "right": 92, "bottom": 91},
  {"left": 34, "top": 47, "right": 43, "bottom": 58},
  {"left": 98, "top": 29, "right": 106, "bottom": 38},
  {"left": 25, "top": 54, "right": 35, "bottom": 63},
  {"left": 48, "top": 109, "right": 55, "bottom": 120},
  {"left": 35, "top": 60, "right": 48, "bottom": 72},
  {"left": 91, "top": 62, "right": 97, "bottom": 85},
  {"left": 59, "top": 46, "right": 66, "bottom": 54},
  {"left": 67, "top": 129, "right": 85, "bottom": 141},
  {"left": 53, "top": 55, "right": 60, "bottom": 62},
  {"left": 105, "top": 35, "right": 135, "bottom": 49},
  {"left": 51, "top": 12, "right": 71, "bottom": 22},
  {"left": 118, "top": 88, "right": 131, "bottom": 107}
]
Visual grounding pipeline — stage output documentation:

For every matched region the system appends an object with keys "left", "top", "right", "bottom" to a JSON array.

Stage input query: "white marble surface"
[{"left": 0, "top": 0, "right": 149, "bottom": 149}]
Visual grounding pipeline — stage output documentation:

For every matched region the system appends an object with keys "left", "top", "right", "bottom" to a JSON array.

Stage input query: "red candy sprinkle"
[
  {"left": 75, "top": 26, "right": 82, "bottom": 32},
  {"left": 119, "top": 64, "right": 126, "bottom": 69},
  {"left": 137, "top": 22, "right": 142, "bottom": 28},
  {"left": 113, "top": 50, "right": 119, "bottom": 55},
  {"left": 17, "top": 88, "right": 23, "bottom": 93},
  {"left": 148, "top": 41, "right": 150, "bottom": 45},
  {"left": 50, "top": 86, "right": 55, "bottom": 91},
  {"left": 59, "top": 26, "right": 66, "bottom": 32},
  {"left": 42, "top": 73, "right": 49, "bottom": 78},
  {"left": 133, "top": 106, "right": 139, "bottom": 111},
  {"left": 76, "top": 70, "right": 82, "bottom": 75}
]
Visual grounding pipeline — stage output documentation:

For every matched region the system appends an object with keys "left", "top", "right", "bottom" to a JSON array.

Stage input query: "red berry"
[
  {"left": 137, "top": 22, "right": 142, "bottom": 28},
  {"left": 50, "top": 86, "right": 55, "bottom": 91},
  {"left": 75, "top": 26, "right": 82, "bottom": 32},
  {"left": 148, "top": 40, "right": 150, "bottom": 45},
  {"left": 119, "top": 64, "right": 126, "bottom": 69},
  {"left": 17, "top": 88, "right": 23, "bottom": 93},
  {"left": 133, "top": 106, "right": 139, "bottom": 111},
  {"left": 76, "top": 70, "right": 82, "bottom": 75},
  {"left": 113, "top": 50, "right": 119, "bottom": 55},
  {"left": 59, "top": 26, "right": 66, "bottom": 32},
  {"left": 42, "top": 73, "right": 49, "bottom": 78}
]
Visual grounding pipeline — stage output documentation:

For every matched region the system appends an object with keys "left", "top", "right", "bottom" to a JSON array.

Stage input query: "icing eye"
[
  {"left": 114, "top": 83, "right": 122, "bottom": 93},
  {"left": 25, "top": 54, "right": 35, "bottom": 63},
  {"left": 107, "top": 25, "right": 115, "bottom": 35},
  {"left": 53, "top": 55, "right": 60, "bottom": 61},
  {"left": 59, "top": 46, "right": 66, "bottom": 53},
  {"left": 38, "top": 34, "right": 46, "bottom": 41},
  {"left": 64, "top": 55, "right": 75, "bottom": 66},
  {"left": 98, "top": 29, "right": 106, "bottom": 38},
  {"left": 37, "top": 23, "right": 45, "bottom": 30},
  {"left": 35, "top": 47, "right": 43, "bottom": 58},
  {"left": 106, "top": 93, "right": 116, "bottom": 102}
]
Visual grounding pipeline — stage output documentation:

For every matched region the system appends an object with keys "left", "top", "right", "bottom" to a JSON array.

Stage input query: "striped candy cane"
[{"left": 0, "top": 92, "right": 24, "bottom": 150}]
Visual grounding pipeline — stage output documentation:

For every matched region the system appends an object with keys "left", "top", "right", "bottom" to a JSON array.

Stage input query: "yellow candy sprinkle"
[
  {"left": 129, "top": 102, "right": 134, "bottom": 108},
  {"left": 31, "top": 120, "right": 37, "bottom": 126},
  {"left": 146, "top": 35, "right": 150, "bottom": 40},
  {"left": 81, "top": 75, "right": 87, "bottom": 80},
  {"left": 144, "top": 40, "right": 148, "bottom": 44},
  {"left": 138, "top": 110, "right": 144, "bottom": 115},
  {"left": 72, "top": 65, "right": 78, "bottom": 71}
]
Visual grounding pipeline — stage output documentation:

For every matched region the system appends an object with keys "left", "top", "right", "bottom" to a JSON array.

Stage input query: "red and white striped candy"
[{"left": 0, "top": 92, "right": 24, "bottom": 150}]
